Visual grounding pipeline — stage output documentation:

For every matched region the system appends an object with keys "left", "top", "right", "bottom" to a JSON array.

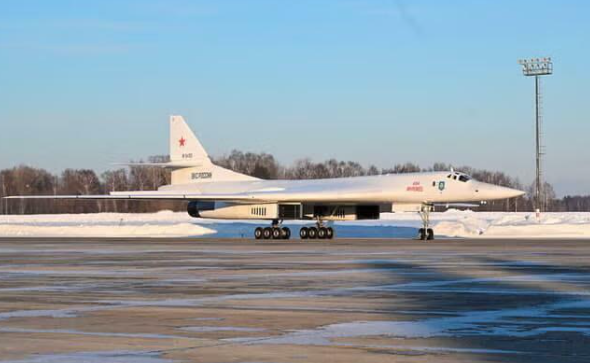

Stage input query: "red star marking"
[{"left": 178, "top": 137, "right": 186, "bottom": 147}]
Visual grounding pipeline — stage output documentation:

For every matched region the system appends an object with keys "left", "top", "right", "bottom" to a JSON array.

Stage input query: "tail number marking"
[{"left": 192, "top": 172, "right": 212, "bottom": 180}]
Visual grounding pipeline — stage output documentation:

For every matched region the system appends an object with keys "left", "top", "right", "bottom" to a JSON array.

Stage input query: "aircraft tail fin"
[
  {"left": 170, "top": 115, "right": 211, "bottom": 164},
  {"left": 168, "top": 115, "right": 259, "bottom": 185}
]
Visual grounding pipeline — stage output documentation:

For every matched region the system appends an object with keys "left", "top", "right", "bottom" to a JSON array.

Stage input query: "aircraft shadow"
[
  {"left": 194, "top": 222, "right": 418, "bottom": 239},
  {"left": 355, "top": 256, "right": 590, "bottom": 362}
]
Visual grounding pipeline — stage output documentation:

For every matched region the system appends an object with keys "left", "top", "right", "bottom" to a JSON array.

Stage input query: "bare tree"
[
  {"left": 59, "top": 169, "right": 102, "bottom": 213},
  {"left": 101, "top": 169, "right": 129, "bottom": 213}
]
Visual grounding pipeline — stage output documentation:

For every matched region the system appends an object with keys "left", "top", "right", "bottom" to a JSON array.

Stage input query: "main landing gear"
[
  {"left": 254, "top": 219, "right": 335, "bottom": 241},
  {"left": 418, "top": 205, "right": 435, "bottom": 241},
  {"left": 299, "top": 226, "right": 334, "bottom": 240},
  {"left": 300, "top": 219, "right": 334, "bottom": 240},
  {"left": 254, "top": 220, "right": 291, "bottom": 240}
]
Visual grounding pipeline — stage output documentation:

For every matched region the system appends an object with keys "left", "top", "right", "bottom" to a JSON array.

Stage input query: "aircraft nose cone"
[
  {"left": 476, "top": 183, "right": 525, "bottom": 200},
  {"left": 500, "top": 186, "right": 526, "bottom": 199}
]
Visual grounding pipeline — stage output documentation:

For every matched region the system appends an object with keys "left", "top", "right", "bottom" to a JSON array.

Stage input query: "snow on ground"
[
  {"left": 0, "top": 210, "right": 588, "bottom": 238},
  {"left": 0, "top": 211, "right": 215, "bottom": 238},
  {"left": 380, "top": 210, "right": 590, "bottom": 238}
]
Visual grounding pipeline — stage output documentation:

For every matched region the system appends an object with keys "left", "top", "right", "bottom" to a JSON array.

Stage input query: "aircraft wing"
[
  {"left": 4, "top": 184, "right": 386, "bottom": 204},
  {"left": 3, "top": 193, "right": 258, "bottom": 202}
]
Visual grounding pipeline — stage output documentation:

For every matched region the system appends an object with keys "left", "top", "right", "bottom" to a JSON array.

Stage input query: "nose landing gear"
[
  {"left": 418, "top": 204, "right": 435, "bottom": 240},
  {"left": 418, "top": 227, "right": 434, "bottom": 240}
]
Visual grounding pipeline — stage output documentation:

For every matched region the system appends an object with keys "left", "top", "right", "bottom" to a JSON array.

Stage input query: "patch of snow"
[
  {"left": 212, "top": 268, "right": 397, "bottom": 281},
  {"left": 180, "top": 326, "right": 266, "bottom": 333},
  {"left": 0, "top": 305, "right": 116, "bottom": 321},
  {"left": 193, "top": 317, "right": 225, "bottom": 321},
  {"left": 0, "top": 284, "right": 106, "bottom": 293},
  {"left": 0, "top": 309, "right": 78, "bottom": 320},
  {"left": 0, "top": 269, "right": 142, "bottom": 277},
  {"left": 226, "top": 299, "right": 590, "bottom": 346},
  {"left": 0, "top": 351, "right": 173, "bottom": 363},
  {"left": 98, "top": 290, "right": 321, "bottom": 308},
  {"left": 337, "top": 343, "right": 523, "bottom": 355},
  {"left": 0, "top": 327, "right": 187, "bottom": 340}
]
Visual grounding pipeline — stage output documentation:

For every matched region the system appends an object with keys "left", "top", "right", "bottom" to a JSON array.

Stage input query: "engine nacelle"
[{"left": 187, "top": 201, "right": 215, "bottom": 218}]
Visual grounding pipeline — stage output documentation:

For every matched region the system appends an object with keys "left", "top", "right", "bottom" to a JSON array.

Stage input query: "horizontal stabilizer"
[{"left": 113, "top": 161, "right": 207, "bottom": 169}]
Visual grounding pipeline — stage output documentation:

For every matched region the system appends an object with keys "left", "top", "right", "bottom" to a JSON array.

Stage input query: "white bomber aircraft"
[{"left": 6, "top": 116, "right": 524, "bottom": 240}]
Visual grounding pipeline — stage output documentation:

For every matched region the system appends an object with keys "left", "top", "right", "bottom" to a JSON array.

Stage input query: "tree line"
[{"left": 1, "top": 150, "right": 588, "bottom": 214}]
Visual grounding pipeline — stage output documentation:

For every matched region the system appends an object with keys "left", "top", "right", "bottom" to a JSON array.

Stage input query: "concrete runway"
[{"left": 1, "top": 238, "right": 590, "bottom": 363}]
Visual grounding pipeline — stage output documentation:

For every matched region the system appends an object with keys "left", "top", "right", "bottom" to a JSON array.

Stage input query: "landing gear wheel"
[
  {"left": 318, "top": 227, "right": 327, "bottom": 239},
  {"left": 308, "top": 227, "right": 318, "bottom": 239},
  {"left": 263, "top": 227, "right": 272, "bottom": 240},
  {"left": 272, "top": 227, "right": 281, "bottom": 239},
  {"left": 254, "top": 227, "right": 263, "bottom": 240},
  {"left": 282, "top": 227, "right": 291, "bottom": 240},
  {"left": 326, "top": 227, "right": 334, "bottom": 239},
  {"left": 427, "top": 228, "right": 434, "bottom": 240},
  {"left": 418, "top": 228, "right": 426, "bottom": 241},
  {"left": 299, "top": 227, "right": 309, "bottom": 240}
]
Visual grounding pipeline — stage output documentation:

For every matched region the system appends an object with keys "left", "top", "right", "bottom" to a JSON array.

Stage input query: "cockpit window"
[
  {"left": 459, "top": 174, "right": 471, "bottom": 182},
  {"left": 447, "top": 171, "right": 472, "bottom": 182}
]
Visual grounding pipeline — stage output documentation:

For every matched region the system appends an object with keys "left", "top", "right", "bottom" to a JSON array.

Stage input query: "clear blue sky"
[{"left": 0, "top": 0, "right": 588, "bottom": 196}]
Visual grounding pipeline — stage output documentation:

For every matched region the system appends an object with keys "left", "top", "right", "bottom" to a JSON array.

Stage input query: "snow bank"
[
  {"left": 0, "top": 211, "right": 215, "bottom": 238},
  {"left": 432, "top": 211, "right": 590, "bottom": 238},
  {"left": 0, "top": 210, "right": 588, "bottom": 239}
]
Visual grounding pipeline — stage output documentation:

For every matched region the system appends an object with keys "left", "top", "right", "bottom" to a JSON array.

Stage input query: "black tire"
[
  {"left": 263, "top": 227, "right": 272, "bottom": 239},
  {"left": 308, "top": 227, "right": 318, "bottom": 239},
  {"left": 326, "top": 227, "right": 334, "bottom": 239},
  {"left": 427, "top": 228, "right": 434, "bottom": 240},
  {"left": 254, "top": 227, "right": 263, "bottom": 240},
  {"left": 418, "top": 228, "right": 426, "bottom": 240},
  {"left": 299, "top": 227, "right": 308, "bottom": 239},
  {"left": 282, "top": 227, "right": 291, "bottom": 240},
  {"left": 318, "top": 227, "right": 327, "bottom": 239},
  {"left": 272, "top": 227, "right": 281, "bottom": 239}
]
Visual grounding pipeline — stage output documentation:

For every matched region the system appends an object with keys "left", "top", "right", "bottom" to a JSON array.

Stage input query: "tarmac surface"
[{"left": 1, "top": 237, "right": 590, "bottom": 362}]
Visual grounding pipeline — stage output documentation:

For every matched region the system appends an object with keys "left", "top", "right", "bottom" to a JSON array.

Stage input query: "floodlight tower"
[{"left": 518, "top": 57, "right": 553, "bottom": 215}]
